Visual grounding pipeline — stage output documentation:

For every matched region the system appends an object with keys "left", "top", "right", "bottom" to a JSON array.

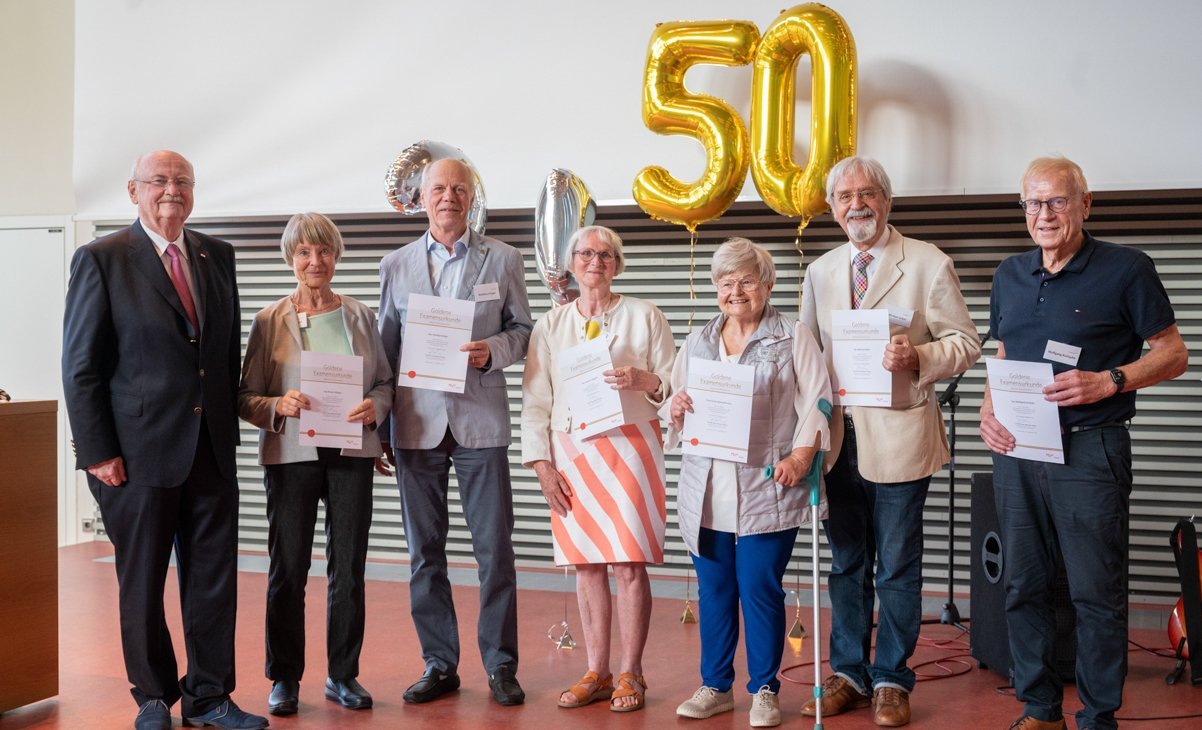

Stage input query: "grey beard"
[{"left": 847, "top": 216, "right": 877, "bottom": 244}]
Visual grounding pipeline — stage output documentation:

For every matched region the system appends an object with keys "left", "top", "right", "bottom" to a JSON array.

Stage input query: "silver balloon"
[
  {"left": 534, "top": 169, "right": 595, "bottom": 305},
  {"left": 384, "top": 140, "right": 488, "bottom": 234}
]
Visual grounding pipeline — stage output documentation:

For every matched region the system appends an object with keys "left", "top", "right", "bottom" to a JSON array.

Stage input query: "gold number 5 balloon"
[
  {"left": 751, "top": 4, "right": 857, "bottom": 227},
  {"left": 633, "top": 20, "right": 760, "bottom": 233}
]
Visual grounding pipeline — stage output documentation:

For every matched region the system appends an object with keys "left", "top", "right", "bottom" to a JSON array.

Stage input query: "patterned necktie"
[
  {"left": 165, "top": 243, "right": 201, "bottom": 335},
  {"left": 853, "top": 251, "right": 873, "bottom": 309}
]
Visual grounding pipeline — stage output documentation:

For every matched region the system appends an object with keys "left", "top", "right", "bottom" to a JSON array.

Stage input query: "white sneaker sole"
[{"left": 676, "top": 700, "right": 735, "bottom": 719}]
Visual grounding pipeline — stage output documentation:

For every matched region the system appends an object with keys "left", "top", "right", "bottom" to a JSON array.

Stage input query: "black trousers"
[
  {"left": 263, "top": 449, "right": 374, "bottom": 681},
  {"left": 992, "top": 426, "right": 1132, "bottom": 730},
  {"left": 90, "top": 427, "right": 238, "bottom": 716}
]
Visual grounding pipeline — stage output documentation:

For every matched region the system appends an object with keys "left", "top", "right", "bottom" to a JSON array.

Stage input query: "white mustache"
[{"left": 846, "top": 209, "right": 874, "bottom": 221}]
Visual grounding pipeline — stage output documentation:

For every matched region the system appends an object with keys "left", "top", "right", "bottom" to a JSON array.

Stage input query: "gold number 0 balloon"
[
  {"left": 750, "top": 4, "right": 857, "bottom": 227},
  {"left": 633, "top": 21, "right": 760, "bottom": 233}
]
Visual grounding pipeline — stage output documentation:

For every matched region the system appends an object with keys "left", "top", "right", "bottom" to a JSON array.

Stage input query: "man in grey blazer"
[
  {"left": 378, "top": 158, "right": 533, "bottom": 706},
  {"left": 799, "top": 157, "right": 980, "bottom": 727}
]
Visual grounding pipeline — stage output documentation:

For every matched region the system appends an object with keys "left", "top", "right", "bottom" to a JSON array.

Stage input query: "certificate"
[
  {"left": 681, "top": 357, "right": 754, "bottom": 463},
  {"left": 399, "top": 293, "right": 474, "bottom": 393},
  {"left": 298, "top": 350, "right": 364, "bottom": 449},
  {"left": 985, "top": 357, "right": 1064, "bottom": 464},
  {"left": 830, "top": 309, "right": 891, "bottom": 407},
  {"left": 559, "top": 337, "right": 625, "bottom": 439}
]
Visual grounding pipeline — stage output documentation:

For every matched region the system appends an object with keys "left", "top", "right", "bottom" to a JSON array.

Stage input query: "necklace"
[
  {"left": 291, "top": 291, "right": 340, "bottom": 314},
  {"left": 576, "top": 293, "right": 618, "bottom": 341}
]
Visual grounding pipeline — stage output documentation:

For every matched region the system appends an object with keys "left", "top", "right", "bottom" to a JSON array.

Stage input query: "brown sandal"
[
  {"left": 558, "top": 671, "right": 614, "bottom": 708},
  {"left": 609, "top": 673, "right": 646, "bottom": 712}
]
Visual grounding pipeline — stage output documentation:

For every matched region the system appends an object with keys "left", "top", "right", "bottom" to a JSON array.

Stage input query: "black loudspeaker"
[{"left": 969, "top": 472, "right": 1077, "bottom": 683}]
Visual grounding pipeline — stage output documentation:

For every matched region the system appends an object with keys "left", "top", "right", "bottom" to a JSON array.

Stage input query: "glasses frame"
[
  {"left": 573, "top": 248, "right": 616, "bottom": 263},
  {"left": 716, "top": 277, "right": 762, "bottom": 294},
  {"left": 834, "top": 188, "right": 881, "bottom": 205},
  {"left": 133, "top": 177, "right": 196, "bottom": 190},
  {"left": 1019, "top": 196, "right": 1071, "bottom": 215}
]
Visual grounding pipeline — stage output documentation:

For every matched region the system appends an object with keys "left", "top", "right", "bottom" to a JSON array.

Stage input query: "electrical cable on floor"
[{"left": 778, "top": 626, "right": 1202, "bottom": 719}]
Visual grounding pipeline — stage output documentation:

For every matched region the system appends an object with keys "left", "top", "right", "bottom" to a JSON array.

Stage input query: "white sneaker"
[
  {"left": 676, "top": 685, "right": 735, "bottom": 719},
  {"left": 750, "top": 686, "right": 780, "bottom": 728}
]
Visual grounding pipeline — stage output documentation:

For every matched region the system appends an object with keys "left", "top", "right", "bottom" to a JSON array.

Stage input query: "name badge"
[
  {"left": 473, "top": 282, "right": 500, "bottom": 302},
  {"left": 297, "top": 312, "right": 309, "bottom": 328},
  {"left": 1043, "top": 340, "right": 1081, "bottom": 367},
  {"left": 888, "top": 307, "right": 915, "bottom": 328}
]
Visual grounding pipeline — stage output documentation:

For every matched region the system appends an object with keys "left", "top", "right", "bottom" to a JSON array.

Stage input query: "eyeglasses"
[
  {"left": 134, "top": 177, "right": 196, "bottom": 190},
  {"left": 1019, "top": 197, "right": 1070, "bottom": 215},
  {"left": 834, "top": 188, "right": 880, "bottom": 205},
  {"left": 717, "top": 278, "right": 762, "bottom": 293},
  {"left": 574, "top": 249, "right": 615, "bottom": 263}
]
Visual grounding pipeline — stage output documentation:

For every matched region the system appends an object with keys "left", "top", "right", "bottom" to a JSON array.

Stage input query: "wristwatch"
[{"left": 1108, "top": 368, "right": 1126, "bottom": 394}]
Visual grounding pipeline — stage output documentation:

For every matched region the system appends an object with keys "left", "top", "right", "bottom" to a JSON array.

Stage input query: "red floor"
[{"left": 2, "top": 542, "right": 1199, "bottom": 729}]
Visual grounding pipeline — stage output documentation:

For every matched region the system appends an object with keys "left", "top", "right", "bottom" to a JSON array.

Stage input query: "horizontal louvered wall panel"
[{"left": 91, "top": 187, "right": 1202, "bottom": 603}]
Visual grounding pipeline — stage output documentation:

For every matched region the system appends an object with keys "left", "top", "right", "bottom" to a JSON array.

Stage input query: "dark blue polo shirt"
[{"left": 989, "top": 233, "right": 1176, "bottom": 428}]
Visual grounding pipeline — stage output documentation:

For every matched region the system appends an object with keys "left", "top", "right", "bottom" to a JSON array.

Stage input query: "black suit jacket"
[{"left": 62, "top": 220, "right": 241, "bottom": 488}]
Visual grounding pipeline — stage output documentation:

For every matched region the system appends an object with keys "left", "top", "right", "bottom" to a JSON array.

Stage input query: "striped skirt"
[{"left": 549, "top": 419, "right": 667, "bottom": 566}]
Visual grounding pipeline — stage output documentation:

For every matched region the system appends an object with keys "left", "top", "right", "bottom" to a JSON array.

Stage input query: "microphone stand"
[{"left": 921, "top": 332, "right": 989, "bottom": 631}]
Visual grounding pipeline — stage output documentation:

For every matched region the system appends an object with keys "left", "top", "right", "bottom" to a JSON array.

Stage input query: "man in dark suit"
[{"left": 62, "top": 150, "right": 267, "bottom": 730}]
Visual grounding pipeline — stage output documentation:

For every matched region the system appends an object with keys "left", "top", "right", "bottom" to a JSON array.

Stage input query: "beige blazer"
[
  {"left": 238, "top": 295, "right": 394, "bottom": 464},
  {"left": 800, "top": 226, "right": 980, "bottom": 483}
]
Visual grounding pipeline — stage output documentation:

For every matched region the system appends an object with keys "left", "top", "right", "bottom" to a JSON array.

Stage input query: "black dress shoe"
[
  {"left": 325, "top": 677, "right": 373, "bottom": 710},
  {"left": 488, "top": 666, "right": 525, "bottom": 706},
  {"left": 268, "top": 679, "right": 299, "bottom": 716},
  {"left": 403, "top": 670, "right": 461, "bottom": 704},
  {"left": 135, "top": 699, "right": 172, "bottom": 730}
]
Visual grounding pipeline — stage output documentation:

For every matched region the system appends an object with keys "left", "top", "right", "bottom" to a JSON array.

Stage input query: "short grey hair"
[
  {"left": 711, "top": 237, "right": 776, "bottom": 287},
  {"left": 419, "top": 157, "right": 473, "bottom": 193},
  {"left": 1022, "top": 156, "right": 1090, "bottom": 196},
  {"left": 280, "top": 212, "right": 345, "bottom": 263},
  {"left": 568, "top": 225, "right": 627, "bottom": 276},
  {"left": 825, "top": 156, "right": 893, "bottom": 205}
]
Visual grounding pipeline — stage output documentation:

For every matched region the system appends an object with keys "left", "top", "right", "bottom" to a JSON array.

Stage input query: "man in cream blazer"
[
  {"left": 799, "top": 157, "right": 980, "bottom": 727},
  {"left": 377, "top": 159, "right": 533, "bottom": 707}
]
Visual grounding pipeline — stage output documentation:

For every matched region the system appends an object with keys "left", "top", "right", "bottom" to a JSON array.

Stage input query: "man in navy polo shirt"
[{"left": 980, "top": 157, "right": 1187, "bottom": 730}]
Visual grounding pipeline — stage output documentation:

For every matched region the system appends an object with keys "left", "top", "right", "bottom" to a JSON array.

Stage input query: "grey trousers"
[{"left": 395, "top": 428, "right": 519, "bottom": 675}]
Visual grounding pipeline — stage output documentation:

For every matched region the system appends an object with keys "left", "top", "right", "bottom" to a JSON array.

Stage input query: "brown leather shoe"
[
  {"left": 872, "top": 686, "right": 910, "bottom": 726},
  {"left": 800, "top": 675, "right": 871, "bottom": 717},
  {"left": 1008, "top": 717, "right": 1066, "bottom": 730}
]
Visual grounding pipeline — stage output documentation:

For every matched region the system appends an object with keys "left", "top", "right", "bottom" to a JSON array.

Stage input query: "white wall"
[
  {"left": 0, "top": 0, "right": 73, "bottom": 216},
  {"left": 72, "top": 0, "right": 1202, "bottom": 220}
]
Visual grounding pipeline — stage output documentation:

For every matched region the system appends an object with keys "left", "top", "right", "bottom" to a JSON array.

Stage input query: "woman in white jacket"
[{"left": 521, "top": 225, "right": 675, "bottom": 713}]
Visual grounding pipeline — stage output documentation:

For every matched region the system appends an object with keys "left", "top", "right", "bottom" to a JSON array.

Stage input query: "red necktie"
[{"left": 165, "top": 243, "right": 201, "bottom": 335}]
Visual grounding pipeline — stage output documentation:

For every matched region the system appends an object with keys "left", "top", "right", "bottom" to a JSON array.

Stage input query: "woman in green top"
[{"left": 238, "top": 212, "right": 393, "bottom": 717}]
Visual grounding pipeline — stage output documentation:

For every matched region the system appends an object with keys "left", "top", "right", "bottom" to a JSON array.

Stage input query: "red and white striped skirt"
[{"left": 549, "top": 419, "right": 667, "bottom": 566}]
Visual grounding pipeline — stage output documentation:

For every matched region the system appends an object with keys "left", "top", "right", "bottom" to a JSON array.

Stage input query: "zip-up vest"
[{"left": 675, "top": 306, "right": 817, "bottom": 554}]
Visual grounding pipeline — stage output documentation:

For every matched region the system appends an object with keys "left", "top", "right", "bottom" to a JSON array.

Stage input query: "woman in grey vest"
[{"left": 667, "top": 238, "right": 832, "bottom": 728}]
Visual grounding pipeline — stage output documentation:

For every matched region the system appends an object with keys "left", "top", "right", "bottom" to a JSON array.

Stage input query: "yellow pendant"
[{"left": 585, "top": 319, "right": 602, "bottom": 340}]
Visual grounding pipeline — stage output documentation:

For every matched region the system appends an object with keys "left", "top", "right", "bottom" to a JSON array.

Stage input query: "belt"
[{"left": 1063, "top": 420, "right": 1129, "bottom": 434}]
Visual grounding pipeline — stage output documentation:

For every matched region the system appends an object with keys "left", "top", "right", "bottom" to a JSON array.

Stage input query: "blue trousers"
[
  {"left": 395, "top": 428, "right": 519, "bottom": 675},
  {"left": 692, "top": 526, "right": 798, "bottom": 694},
  {"left": 824, "top": 424, "right": 930, "bottom": 692},
  {"left": 993, "top": 426, "right": 1132, "bottom": 730}
]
